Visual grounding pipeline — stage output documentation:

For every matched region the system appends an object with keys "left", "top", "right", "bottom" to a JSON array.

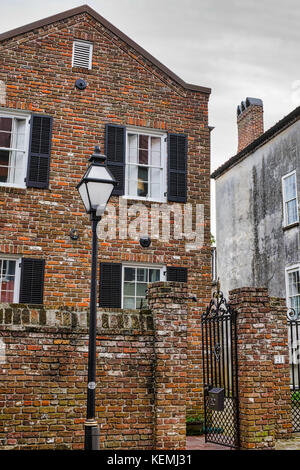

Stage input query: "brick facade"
[{"left": 0, "top": 6, "right": 211, "bottom": 417}]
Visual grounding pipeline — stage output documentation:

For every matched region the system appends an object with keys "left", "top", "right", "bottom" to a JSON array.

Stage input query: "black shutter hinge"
[{"left": 164, "top": 137, "right": 167, "bottom": 142}]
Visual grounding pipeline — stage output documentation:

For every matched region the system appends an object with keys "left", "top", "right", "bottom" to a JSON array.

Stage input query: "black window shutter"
[
  {"left": 167, "top": 133, "right": 187, "bottom": 202},
  {"left": 166, "top": 266, "right": 188, "bottom": 283},
  {"left": 19, "top": 258, "right": 45, "bottom": 304},
  {"left": 105, "top": 124, "right": 126, "bottom": 196},
  {"left": 26, "top": 114, "right": 53, "bottom": 188},
  {"left": 99, "top": 262, "right": 122, "bottom": 308}
]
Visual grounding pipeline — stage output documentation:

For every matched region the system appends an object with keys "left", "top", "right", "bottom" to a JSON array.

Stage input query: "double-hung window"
[
  {"left": 282, "top": 171, "right": 299, "bottom": 226},
  {"left": 99, "top": 262, "right": 186, "bottom": 309},
  {"left": 0, "top": 112, "right": 30, "bottom": 187},
  {"left": 122, "top": 265, "right": 165, "bottom": 309},
  {"left": 286, "top": 266, "right": 300, "bottom": 317},
  {"left": 125, "top": 129, "right": 167, "bottom": 202},
  {"left": 0, "top": 257, "right": 21, "bottom": 303}
]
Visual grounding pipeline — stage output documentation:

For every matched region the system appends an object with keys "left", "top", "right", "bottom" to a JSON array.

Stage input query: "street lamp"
[{"left": 77, "top": 146, "right": 116, "bottom": 450}]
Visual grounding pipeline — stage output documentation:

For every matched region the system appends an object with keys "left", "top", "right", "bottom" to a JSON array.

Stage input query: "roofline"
[
  {"left": 211, "top": 105, "right": 300, "bottom": 179},
  {"left": 0, "top": 5, "right": 211, "bottom": 95}
]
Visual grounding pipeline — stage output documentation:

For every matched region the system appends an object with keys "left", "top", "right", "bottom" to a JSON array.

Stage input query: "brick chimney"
[{"left": 237, "top": 97, "right": 264, "bottom": 152}]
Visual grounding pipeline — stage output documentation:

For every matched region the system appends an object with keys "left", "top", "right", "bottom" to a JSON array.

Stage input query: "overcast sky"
[{"left": 1, "top": 0, "right": 300, "bottom": 235}]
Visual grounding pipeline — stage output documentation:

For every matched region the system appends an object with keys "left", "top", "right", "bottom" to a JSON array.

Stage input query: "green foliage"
[{"left": 186, "top": 414, "right": 204, "bottom": 424}]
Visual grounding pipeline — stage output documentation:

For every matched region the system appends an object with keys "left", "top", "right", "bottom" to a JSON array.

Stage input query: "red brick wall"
[
  {"left": 0, "top": 11, "right": 211, "bottom": 415},
  {"left": 0, "top": 282, "right": 188, "bottom": 450},
  {"left": 237, "top": 104, "right": 264, "bottom": 152}
]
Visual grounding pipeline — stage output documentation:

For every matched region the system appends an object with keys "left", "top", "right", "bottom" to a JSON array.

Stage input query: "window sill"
[
  {"left": 122, "top": 195, "right": 167, "bottom": 204},
  {"left": 283, "top": 221, "right": 299, "bottom": 231},
  {"left": 0, "top": 185, "right": 26, "bottom": 193}
]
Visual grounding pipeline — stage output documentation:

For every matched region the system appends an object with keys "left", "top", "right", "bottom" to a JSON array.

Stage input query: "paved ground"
[
  {"left": 275, "top": 433, "right": 300, "bottom": 450},
  {"left": 187, "top": 433, "right": 300, "bottom": 450},
  {"left": 186, "top": 436, "right": 232, "bottom": 450}
]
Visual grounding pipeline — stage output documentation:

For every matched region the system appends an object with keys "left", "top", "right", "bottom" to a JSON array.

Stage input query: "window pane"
[
  {"left": 0, "top": 131, "right": 11, "bottom": 148},
  {"left": 291, "top": 296, "right": 300, "bottom": 315},
  {"left": 139, "top": 135, "right": 148, "bottom": 164},
  {"left": 128, "top": 165, "right": 137, "bottom": 196},
  {"left": 139, "top": 149, "right": 148, "bottom": 165},
  {"left": 15, "top": 119, "right": 26, "bottom": 150},
  {"left": 151, "top": 152, "right": 161, "bottom": 167},
  {"left": 287, "top": 199, "right": 298, "bottom": 225},
  {"left": 136, "top": 283, "right": 147, "bottom": 297},
  {"left": 128, "top": 134, "right": 137, "bottom": 148},
  {"left": 124, "top": 282, "right": 135, "bottom": 296},
  {"left": 12, "top": 151, "right": 24, "bottom": 185},
  {"left": 0, "top": 118, "right": 12, "bottom": 148},
  {"left": 137, "top": 167, "right": 148, "bottom": 197},
  {"left": 124, "top": 267, "right": 135, "bottom": 282},
  {"left": 128, "top": 134, "right": 138, "bottom": 163},
  {"left": 151, "top": 137, "right": 161, "bottom": 152},
  {"left": 0, "top": 150, "right": 9, "bottom": 182},
  {"left": 151, "top": 168, "right": 160, "bottom": 183},
  {"left": 137, "top": 268, "right": 148, "bottom": 282},
  {"left": 139, "top": 135, "right": 148, "bottom": 150},
  {"left": 123, "top": 297, "right": 135, "bottom": 309},
  {"left": 289, "top": 271, "right": 300, "bottom": 296},
  {"left": 128, "top": 147, "right": 137, "bottom": 163},
  {"left": 0, "top": 259, "right": 16, "bottom": 303},
  {"left": 149, "top": 269, "right": 160, "bottom": 282},
  {"left": 136, "top": 297, "right": 147, "bottom": 309},
  {"left": 151, "top": 183, "right": 160, "bottom": 199},
  {"left": 151, "top": 137, "right": 161, "bottom": 166},
  {"left": 284, "top": 174, "right": 296, "bottom": 200}
]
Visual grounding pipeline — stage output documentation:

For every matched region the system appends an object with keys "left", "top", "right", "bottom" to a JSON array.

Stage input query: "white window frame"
[
  {"left": 0, "top": 256, "right": 21, "bottom": 303},
  {"left": 285, "top": 264, "right": 300, "bottom": 315},
  {"left": 0, "top": 110, "right": 30, "bottom": 189},
  {"left": 72, "top": 40, "right": 93, "bottom": 70},
  {"left": 282, "top": 170, "right": 299, "bottom": 227},
  {"left": 124, "top": 127, "right": 167, "bottom": 203},
  {"left": 121, "top": 263, "right": 166, "bottom": 309}
]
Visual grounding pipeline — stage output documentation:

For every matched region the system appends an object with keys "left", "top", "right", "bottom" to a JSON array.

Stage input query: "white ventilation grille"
[{"left": 72, "top": 41, "right": 93, "bottom": 69}]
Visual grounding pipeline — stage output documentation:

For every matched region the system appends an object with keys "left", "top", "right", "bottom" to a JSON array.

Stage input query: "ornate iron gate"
[
  {"left": 288, "top": 308, "right": 300, "bottom": 432},
  {"left": 202, "top": 289, "right": 240, "bottom": 449}
]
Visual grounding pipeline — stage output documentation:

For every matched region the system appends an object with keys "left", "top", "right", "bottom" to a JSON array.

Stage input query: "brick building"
[{"left": 0, "top": 5, "right": 211, "bottom": 417}]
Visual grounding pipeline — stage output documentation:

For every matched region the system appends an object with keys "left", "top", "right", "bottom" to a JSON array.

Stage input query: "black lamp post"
[{"left": 77, "top": 146, "right": 116, "bottom": 450}]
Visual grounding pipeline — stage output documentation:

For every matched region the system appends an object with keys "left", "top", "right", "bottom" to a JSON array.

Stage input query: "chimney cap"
[
  {"left": 237, "top": 97, "right": 263, "bottom": 116},
  {"left": 245, "top": 97, "right": 263, "bottom": 107}
]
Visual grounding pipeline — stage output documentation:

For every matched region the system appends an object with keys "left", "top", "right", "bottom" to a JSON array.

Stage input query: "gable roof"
[
  {"left": 0, "top": 5, "right": 211, "bottom": 95},
  {"left": 211, "top": 105, "right": 300, "bottom": 179}
]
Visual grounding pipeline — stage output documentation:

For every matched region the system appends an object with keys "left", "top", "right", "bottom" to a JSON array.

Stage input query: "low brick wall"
[{"left": 0, "top": 282, "right": 188, "bottom": 450}]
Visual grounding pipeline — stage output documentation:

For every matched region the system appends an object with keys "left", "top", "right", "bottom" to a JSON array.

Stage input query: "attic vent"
[{"left": 72, "top": 40, "right": 93, "bottom": 69}]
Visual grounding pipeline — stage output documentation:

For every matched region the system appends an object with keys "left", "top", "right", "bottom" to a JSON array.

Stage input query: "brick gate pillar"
[
  {"left": 148, "top": 281, "right": 188, "bottom": 450},
  {"left": 229, "top": 287, "right": 292, "bottom": 449}
]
